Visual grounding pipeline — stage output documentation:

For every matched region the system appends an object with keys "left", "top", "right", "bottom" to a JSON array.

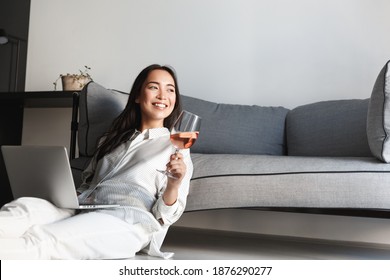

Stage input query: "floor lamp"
[{"left": 0, "top": 28, "right": 27, "bottom": 92}]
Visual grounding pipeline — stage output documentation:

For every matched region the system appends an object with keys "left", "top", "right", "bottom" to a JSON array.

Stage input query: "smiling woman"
[
  {"left": 96, "top": 65, "right": 183, "bottom": 161},
  {"left": 0, "top": 64, "right": 194, "bottom": 260}
]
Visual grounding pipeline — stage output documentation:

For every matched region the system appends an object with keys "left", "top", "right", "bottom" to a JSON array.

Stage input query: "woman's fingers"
[{"left": 166, "top": 152, "right": 186, "bottom": 179}]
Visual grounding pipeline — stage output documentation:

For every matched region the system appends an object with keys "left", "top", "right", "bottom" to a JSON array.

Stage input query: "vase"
[{"left": 61, "top": 75, "right": 91, "bottom": 91}]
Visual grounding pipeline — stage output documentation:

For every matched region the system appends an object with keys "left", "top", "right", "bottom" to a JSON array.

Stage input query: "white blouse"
[{"left": 77, "top": 127, "right": 193, "bottom": 258}]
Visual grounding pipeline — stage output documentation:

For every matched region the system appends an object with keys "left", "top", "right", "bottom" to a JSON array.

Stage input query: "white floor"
[{"left": 158, "top": 227, "right": 390, "bottom": 260}]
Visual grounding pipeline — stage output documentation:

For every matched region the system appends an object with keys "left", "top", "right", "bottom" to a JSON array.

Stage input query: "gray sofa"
[{"left": 71, "top": 60, "right": 390, "bottom": 224}]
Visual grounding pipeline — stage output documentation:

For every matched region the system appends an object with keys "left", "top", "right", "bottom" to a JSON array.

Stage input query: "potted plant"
[{"left": 53, "top": 65, "right": 92, "bottom": 91}]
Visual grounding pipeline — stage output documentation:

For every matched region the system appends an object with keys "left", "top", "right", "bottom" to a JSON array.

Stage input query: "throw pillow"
[
  {"left": 181, "top": 95, "right": 289, "bottom": 155},
  {"left": 286, "top": 99, "right": 371, "bottom": 156},
  {"left": 78, "top": 82, "right": 129, "bottom": 157},
  {"left": 367, "top": 60, "right": 390, "bottom": 162}
]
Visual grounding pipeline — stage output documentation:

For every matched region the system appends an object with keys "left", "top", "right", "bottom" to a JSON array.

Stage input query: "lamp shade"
[{"left": 0, "top": 28, "right": 9, "bottom": 44}]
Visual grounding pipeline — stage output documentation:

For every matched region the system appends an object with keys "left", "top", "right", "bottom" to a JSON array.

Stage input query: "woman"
[{"left": 0, "top": 64, "right": 193, "bottom": 259}]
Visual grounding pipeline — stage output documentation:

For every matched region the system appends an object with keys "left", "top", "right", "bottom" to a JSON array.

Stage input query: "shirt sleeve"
[{"left": 152, "top": 149, "right": 193, "bottom": 226}]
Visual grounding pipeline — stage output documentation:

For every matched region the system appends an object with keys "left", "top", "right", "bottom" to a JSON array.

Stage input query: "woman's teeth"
[{"left": 153, "top": 103, "right": 167, "bottom": 108}]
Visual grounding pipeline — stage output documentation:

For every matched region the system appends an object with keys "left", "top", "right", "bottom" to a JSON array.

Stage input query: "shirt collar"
[{"left": 136, "top": 127, "right": 170, "bottom": 139}]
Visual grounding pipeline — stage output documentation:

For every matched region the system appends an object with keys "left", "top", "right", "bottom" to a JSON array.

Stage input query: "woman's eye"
[{"left": 149, "top": 86, "right": 158, "bottom": 90}]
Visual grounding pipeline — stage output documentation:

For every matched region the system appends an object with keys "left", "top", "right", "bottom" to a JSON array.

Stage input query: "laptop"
[{"left": 1, "top": 145, "right": 119, "bottom": 209}]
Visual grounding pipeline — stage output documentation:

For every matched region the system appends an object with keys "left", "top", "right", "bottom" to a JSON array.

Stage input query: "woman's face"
[{"left": 136, "top": 69, "right": 176, "bottom": 131}]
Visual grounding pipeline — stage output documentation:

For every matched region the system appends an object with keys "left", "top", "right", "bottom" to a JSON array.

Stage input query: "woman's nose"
[{"left": 157, "top": 89, "right": 167, "bottom": 99}]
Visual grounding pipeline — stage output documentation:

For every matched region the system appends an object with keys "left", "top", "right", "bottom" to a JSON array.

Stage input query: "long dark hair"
[{"left": 95, "top": 64, "right": 182, "bottom": 161}]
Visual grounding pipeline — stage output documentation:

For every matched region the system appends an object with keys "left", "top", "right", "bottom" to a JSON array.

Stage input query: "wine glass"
[{"left": 157, "top": 110, "right": 201, "bottom": 178}]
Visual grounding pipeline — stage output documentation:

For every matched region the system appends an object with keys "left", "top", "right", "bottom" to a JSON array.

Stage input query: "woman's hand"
[
  {"left": 163, "top": 152, "right": 187, "bottom": 206},
  {"left": 166, "top": 152, "right": 187, "bottom": 182}
]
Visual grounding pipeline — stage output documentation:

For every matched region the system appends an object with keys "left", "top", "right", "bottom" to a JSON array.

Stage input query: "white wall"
[{"left": 24, "top": 0, "right": 390, "bottom": 147}]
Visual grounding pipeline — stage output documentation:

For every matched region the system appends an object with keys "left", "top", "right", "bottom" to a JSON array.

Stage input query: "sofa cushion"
[
  {"left": 286, "top": 99, "right": 371, "bottom": 157},
  {"left": 182, "top": 96, "right": 289, "bottom": 155},
  {"left": 186, "top": 153, "right": 390, "bottom": 211},
  {"left": 367, "top": 60, "right": 390, "bottom": 162},
  {"left": 78, "top": 82, "right": 129, "bottom": 157}
]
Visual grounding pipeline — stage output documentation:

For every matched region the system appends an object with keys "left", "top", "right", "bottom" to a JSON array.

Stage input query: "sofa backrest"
[
  {"left": 182, "top": 95, "right": 289, "bottom": 155},
  {"left": 286, "top": 99, "right": 372, "bottom": 157},
  {"left": 77, "top": 82, "right": 373, "bottom": 158}
]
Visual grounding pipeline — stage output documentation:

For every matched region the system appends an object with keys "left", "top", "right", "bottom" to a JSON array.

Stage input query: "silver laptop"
[{"left": 1, "top": 145, "right": 119, "bottom": 209}]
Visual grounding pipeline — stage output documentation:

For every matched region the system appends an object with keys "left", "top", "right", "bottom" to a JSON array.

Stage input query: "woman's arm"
[{"left": 152, "top": 150, "right": 193, "bottom": 226}]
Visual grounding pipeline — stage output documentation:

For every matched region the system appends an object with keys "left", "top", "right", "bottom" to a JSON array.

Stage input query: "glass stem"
[{"left": 173, "top": 147, "right": 180, "bottom": 159}]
